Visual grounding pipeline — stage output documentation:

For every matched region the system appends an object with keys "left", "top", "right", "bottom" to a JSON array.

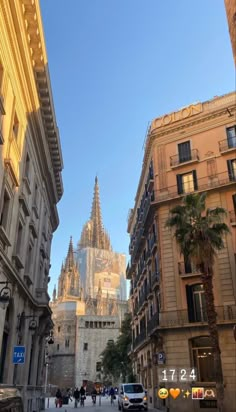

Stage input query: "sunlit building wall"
[
  {"left": 127, "top": 92, "right": 236, "bottom": 412},
  {"left": 0, "top": 1, "right": 63, "bottom": 411}
]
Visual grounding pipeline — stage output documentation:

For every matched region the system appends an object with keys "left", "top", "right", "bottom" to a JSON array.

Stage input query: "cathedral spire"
[
  {"left": 90, "top": 176, "right": 104, "bottom": 249},
  {"left": 65, "top": 236, "right": 74, "bottom": 271},
  {"left": 79, "top": 177, "right": 112, "bottom": 250}
]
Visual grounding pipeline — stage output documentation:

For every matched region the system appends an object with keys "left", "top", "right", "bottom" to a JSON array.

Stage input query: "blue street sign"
[
  {"left": 158, "top": 351, "right": 166, "bottom": 365},
  {"left": 13, "top": 346, "right": 25, "bottom": 364}
]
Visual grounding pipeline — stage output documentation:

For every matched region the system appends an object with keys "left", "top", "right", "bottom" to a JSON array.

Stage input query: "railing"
[
  {"left": 151, "top": 271, "right": 160, "bottom": 287},
  {"left": 147, "top": 311, "right": 159, "bottom": 335},
  {"left": 133, "top": 329, "right": 147, "bottom": 349},
  {"left": 158, "top": 305, "right": 236, "bottom": 328},
  {"left": 229, "top": 210, "right": 236, "bottom": 224},
  {"left": 178, "top": 261, "right": 201, "bottom": 275},
  {"left": 219, "top": 137, "right": 236, "bottom": 152},
  {"left": 170, "top": 149, "right": 199, "bottom": 167},
  {"left": 153, "top": 171, "right": 235, "bottom": 204}
]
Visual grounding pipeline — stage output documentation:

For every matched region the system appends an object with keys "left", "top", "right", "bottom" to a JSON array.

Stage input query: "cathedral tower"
[
  {"left": 57, "top": 237, "right": 81, "bottom": 299},
  {"left": 79, "top": 177, "right": 111, "bottom": 250}
]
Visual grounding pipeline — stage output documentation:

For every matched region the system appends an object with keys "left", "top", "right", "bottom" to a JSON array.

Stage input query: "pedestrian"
[
  {"left": 109, "top": 386, "right": 115, "bottom": 405},
  {"left": 55, "top": 388, "right": 62, "bottom": 408},
  {"left": 80, "top": 385, "right": 86, "bottom": 407},
  {"left": 73, "top": 387, "right": 80, "bottom": 408}
]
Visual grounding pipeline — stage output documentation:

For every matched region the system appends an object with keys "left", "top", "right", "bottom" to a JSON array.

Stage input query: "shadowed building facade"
[{"left": 49, "top": 178, "right": 128, "bottom": 389}]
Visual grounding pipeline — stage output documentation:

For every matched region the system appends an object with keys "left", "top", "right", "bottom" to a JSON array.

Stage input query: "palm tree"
[{"left": 165, "top": 192, "right": 230, "bottom": 412}]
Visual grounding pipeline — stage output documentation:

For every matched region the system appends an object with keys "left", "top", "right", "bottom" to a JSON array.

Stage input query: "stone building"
[
  {"left": 0, "top": 1, "right": 63, "bottom": 411},
  {"left": 127, "top": 92, "right": 236, "bottom": 412},
  {"left": 49, "top": 178, "right": 128, "bottom": 389}
]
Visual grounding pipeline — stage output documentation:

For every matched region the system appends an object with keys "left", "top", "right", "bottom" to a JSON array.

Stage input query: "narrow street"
[
  {"left": 43, "top": 396, "right": 119, "bottom": 412},
  {"left": 43, "top": 397, "right": 161, "bottom": 412}
]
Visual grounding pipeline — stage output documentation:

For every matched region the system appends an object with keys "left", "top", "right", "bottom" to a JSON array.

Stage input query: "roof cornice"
[{"left": 21, "top": 0, "right": 63, "bottom": 200}]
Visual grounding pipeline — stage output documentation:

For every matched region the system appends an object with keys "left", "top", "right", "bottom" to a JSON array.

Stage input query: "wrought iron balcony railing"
[
  {"left": 153, "top": 171, "right": 235, "bottom": 204},
  {"left": 170, "top": 149, "right": 199, "bottom": 167},
  {"left": 133, "top": 329, "right": 147, "bottom": 349},
  {"left": 147, "top": 311, "right": 159, "bottom": 335},
  {"left": 178, "top": 261, "right": 201, "bottom": 275},
  {"left": 219, "top": 137, "right": 236, "bottom": 152},
  {"left": 158, "top": 305, "right": 236, "bottom": 328}
]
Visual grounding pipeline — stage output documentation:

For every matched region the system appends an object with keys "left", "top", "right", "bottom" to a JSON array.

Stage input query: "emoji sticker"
[
  {"left": 158, "top": 388, "right": 169, "bottom": 399},
  {"left": 169, "top": 388, "right": 181, "bottom": 399}
]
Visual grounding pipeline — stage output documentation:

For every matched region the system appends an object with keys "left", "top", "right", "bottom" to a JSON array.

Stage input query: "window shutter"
[
  {"left": 233, "top": 194, "right": 236, "bottom": 211},
  {"left": 176, "top": 174, "right": 183, "bottom": 194},
  {"left": 192, "top": 170, "right": 198, "bottom": 190},
  {"left": 186, "top": 285, "right": 194, "bottom": 322},
  {"left": 227, "top": 159, "right": 233, "bottom": 181}
]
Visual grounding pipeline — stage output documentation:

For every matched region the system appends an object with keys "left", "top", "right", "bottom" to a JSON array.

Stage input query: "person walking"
[
  {"left": 55, "top": 389, "right": 62, "bottom": 408},
  {"left": 80, "top": 386, "right": 86, "bottom": 407},
  {"left": 91, "top": 387, "right": 97, "bottom": 405},
  {"left": 73, "top": 387, "right": 80, "bottom": 408},
  {"left": 109, "top": 387, "right": 115, "bottom": 405}
]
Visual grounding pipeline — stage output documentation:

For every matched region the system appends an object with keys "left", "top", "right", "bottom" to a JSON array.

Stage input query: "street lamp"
[{"left": 0, "top": 281, "right": 11, "bottom": 309}]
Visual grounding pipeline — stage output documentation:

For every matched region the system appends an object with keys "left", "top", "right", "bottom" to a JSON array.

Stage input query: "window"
[
  {"left": 25, "top": 243, "right": 33, "bottom": 275},
  {"left": 186, "top": 284, "right": 207, "bottom": 322},
  {"left": 226, "top": 126, "right": 236, "bottom": 148},
  {"left": 0, "top": 190, "right": 10, "bottom": 230},
  {"left": 96, "top": 362, "right": 101, "bottom": 372},
  {"left": 57, "top": 344, "right": 59, "bottom": 351},
  {"left": 83, "top": 343, "right": 88, "bottom": 351},
  {"left": 58, "top": 326, "right": 60, "bottom": 333},
  {"left": 233, "top": 194, "right": 236, "bottom": 211},
  {"left": 85, "top": 321, "right": 89, "bottom": 328},
  {"left": 13, "top": 113, "right": 19, "bottom": 139},
  {"left": 227, "top": 159, "right": 236, "bottom": 181},
  {"left": 67, "top": 325, "right": 71, "bottom": 333},
  {"left": 177, "top": 170, "right": 198, "bottom": 194},
  {"left": 191, "top": 337, "right": 216, "bottom": 382},
  {"left": 16, "top": 221, "right": 23, "bottom": 255},
  {"left": 65, "top": 339, "right": 70, "bottom": 348},
  {"left": 25, "top": 154, "right": 30, "bottom": 181},
  {"left": 178, "top": 141, "right": 191, "bottom": 163}
]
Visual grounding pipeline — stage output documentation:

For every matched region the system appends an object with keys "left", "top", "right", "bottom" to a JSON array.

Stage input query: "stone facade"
[
  {"left": 0, "top": 1, "right": 63, "bottom": 411},
  {"left": 127, "top": 92, "right": 236, "bottom": 412},
  {"left": 49, "top": 179, "right": 128, "bottom": 389}
]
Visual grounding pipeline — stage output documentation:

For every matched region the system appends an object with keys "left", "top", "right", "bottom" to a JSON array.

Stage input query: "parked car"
[{"left": 118, "top": 383, "right": 148, "bottom": 411}]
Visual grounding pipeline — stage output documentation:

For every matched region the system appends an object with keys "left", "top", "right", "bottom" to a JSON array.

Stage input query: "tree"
[
  {"left": 101, "top": 313, "right": 134, "bottom": 383},
  {"left": 165, "top": 192, "right": 230, "bottom": 412}
]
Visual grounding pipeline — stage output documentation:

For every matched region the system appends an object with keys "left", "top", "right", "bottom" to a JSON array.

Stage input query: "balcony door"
[
  {"left": 178, "top": 141, "right": 191, "bottom": 163},
  {"left": 186, "top": 284, "right": 207, "bottom": 322},
  {"left": 227, "top": 126, "right": 236, "bottom": 148}
]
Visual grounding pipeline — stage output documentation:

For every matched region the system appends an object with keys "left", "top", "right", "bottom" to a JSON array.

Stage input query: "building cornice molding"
[{"left": 20, "top": 0, "right": 63, "bottom": 200}]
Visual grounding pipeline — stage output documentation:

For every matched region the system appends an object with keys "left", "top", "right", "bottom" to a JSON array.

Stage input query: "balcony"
[
  {"left": 178, "top": 261, "right": 201, "bottom": 276},
  {"left": 151, "top": 271, "right": 160, "bottom": 288},
  {"left": 158, "top": 305, "right": 236, "bottom": 328},
  {"left": 229, "top": 210, "right": 236, "bottom": 226},
  {"left": 133, "top": 329, "right": 147, "bottom": 349},
  {"left": 147, "top": 311, "right": 159, "bottom": 335},
  {"left": 219, "top": 137, "right": 236, "bottom": 153},
  {"left": 153, "top": 171, "right": 236, "bottom": 204},
  {"left": 170, "top": 149, "right": 199, "bottom": 168}
]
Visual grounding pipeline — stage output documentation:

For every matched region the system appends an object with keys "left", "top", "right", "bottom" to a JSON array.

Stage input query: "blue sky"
[{"left": 40, "top": 0, "right": 235, "bottom": 297}]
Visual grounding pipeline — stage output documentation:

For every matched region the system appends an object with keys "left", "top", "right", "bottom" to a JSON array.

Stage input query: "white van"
[{"left": 118, "top": 383, "right": 148, "bottom": 411}]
